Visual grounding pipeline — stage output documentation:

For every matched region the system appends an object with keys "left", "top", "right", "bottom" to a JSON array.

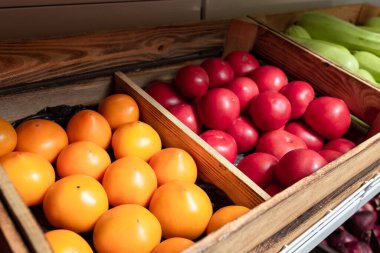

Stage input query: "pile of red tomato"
[{"left": 146, "top": 50, "right": 356, "bottom": 195}]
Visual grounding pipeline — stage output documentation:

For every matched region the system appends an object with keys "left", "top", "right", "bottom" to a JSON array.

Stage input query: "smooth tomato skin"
[
  {"left": 224, "top": 50, "right": 260, "bottom": 77},
  {"left": 323, "top": 138, "right": 356, "bottom": 154},
  {"left": 43, "top": 175, "right": 109, "bottom": 233},
  {"left": 93, "top": 204, "right": 162, "bottom": 253},
  {"left": 249, "top": 65, "right": 288, "bottom": 92},
  {"left": 175, "top": 65, "right": 209, "bottom": 99},
  {"left": 237, "top": 152, "right": 278, "bottom": 188},
  {"left": 0, "top": 152, "right": 55, "bottom": 206},
  {"left": 318, "top": 149, "right": 343, "bottom": 162},
  {"left": 226, "top": 116, "right": 259, "bottom": 154},
  {"left": 249, "top": 91, "right": 291, "bottom": 132},
  {"left": 304, "top": 97, "right": 351, "bottom": 140},
  {"left": 149, "top": 182, "right": 213, "bottom": 240},
  {"left": 255, "top": 130, "right": 307, "bottom": 159},
  {"left": 285, "top": 121, "right": 324, "bottom": 151},
  {"left": 0, "top": 117, "right": 17, "bottom": 157},
  {"left": 145, "top": 81, "right": 186, "bottom": 109},
  {"left": 224, "top": 77, "right": 259, "bottom": 112},
  {"left": 151, "top": 237, "right": 194, "bottom": 253},
  {"left": 264, "top": 183, "right": 284, "bottom": 197},
  {"left": 200, "top": 130, "right": 237, "bottom": 164},
  {"left": 45, "top": 229, "right": 93, "bottom": 253},
  {"left": 196, "top": 88, "right": 240, "bottom": 131},
  {"left": 275, "top": 149, "right": 327, "bottom": 187},
  {"left": 201, "top": 58, "right": 235, "bottom": 88},
  {"left": 167, "top": 103, "right": 202, "bottom": 134},
  {"left": 206, "top": 205, "right": 250, "bottom": 234},
  {"left": 280, "top": 81, "right": 315, "bottom": 119}
]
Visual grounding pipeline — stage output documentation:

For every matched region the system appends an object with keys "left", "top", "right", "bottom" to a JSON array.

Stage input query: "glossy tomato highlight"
[
  {"left": 175, "top": 65, "right": 209, "bottom": 99},
  {"left": 201, "top": 58, "right": 234, "bottom": 88},
  {"left": 249, "top": 65, "right": 288, "bottom": 92},
  {"left": 224, "top": 50, "right": 260, "bottom": 77},
  {"left": 200, "top": 130, "right": 238, "bottom": 164},
  {"left": 196, "top": 88, "right": 240, "bottom": 131}
]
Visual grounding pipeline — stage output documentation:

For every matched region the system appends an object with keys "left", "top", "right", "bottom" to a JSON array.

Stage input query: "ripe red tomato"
[
  {"left": 285, "top": 121, "right": 324, "bottom": 151},
  {"left": 249, "top": 65, "right": 288, "bottom": 92},
  {"left": 224, "top": 50, "right": 260, "bottom": 77},
  {"left": 201, "top": 58, "right": 234, "bottom": 88},
  {"left": 196, "top": 88, "right": 240, "bottom": 130},
  {"left": 249, "top": 91, "right": 291, "bottom": 132},
  {"left": 304, "top": 97, "right": 351, "bottom": 140},
  {"left": 225, "top": 116, "right": 259, "bottom": 154},
  {"left": 237, "top": 152, "right": 278, "bottom": 188},
  {"left": 255, "top": 130, "right": 307, "bottom": 159},
  {"left": 175, "top": 65, "right": 209, "bottom": 99},
  {"left": 168, "top": 103, "right": 202, "bottom": 134},
  {"left": 275, "top": 149, "right": 327, "bottom": 187},
  {"left": 199, "top": 130, "right": 237, "bottom": 164},
  {"left": 145, "top": 81, "right": 186, "bottom": 109},
  {"left": 323, "top": 138, "right": 356, "bottom": 154},
  {"left": 318, "top": 149, "right": 343, "bottom": 162},
  {"left": 280, "top": 81, "right": 315, "bottom": 119},
  {"left": 224, "top": 77, "right": 259, "bottom": 112},
  {"left": 264, "top": 183, "right": 284, "bottom": 196}
]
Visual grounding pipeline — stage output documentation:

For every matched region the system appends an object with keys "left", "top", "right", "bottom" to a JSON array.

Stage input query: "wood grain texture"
[
  {"left": 0, "top": 201, "right": 28, "bottom": 253},
  {"left": 0, "top": 165, "right": 52, "bottom": 253},
  {"left": 115, "top": 71, "right": 269, "bottom": 208},
  {"left": 184, "top": 133, "right": 380, "bottom": 253},
  {"left": 0, "top": 20, "right": 228, "bottom": 89},
  {"left": 251, "top": 25, "right": 380, "bottom": 125}
]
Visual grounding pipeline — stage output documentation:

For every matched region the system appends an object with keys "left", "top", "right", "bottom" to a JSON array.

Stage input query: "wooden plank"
[
  {"left": 251, "top": 24, "right": 380, "bottom": 126},
  {"left": 115, "top": 71, "right": 269, "bottom": 208},
  {"left": 0, "top": 201, "right": 28, "bottom": 253},
  {"left": 0, "top": 165, "right": 52, "bottom": 253},
  {"left": 0, "top": 19, "right": 228, "bottom": 89},
  {"left": 356, "top": 3, "right": 380, "bottom": 25},
  {"left": 0, "top": 76, "right": 113, "bottom": 122},
  {"left": 0, "top": 0, "right": 201, "bottom": 42},
  {"left": 183, "top": 133, "right": 380, "bottom": 252}
]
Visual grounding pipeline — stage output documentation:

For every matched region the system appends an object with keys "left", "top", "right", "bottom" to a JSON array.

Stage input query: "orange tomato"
[
  {"left": 93, "top": 204, "right": 161, "bottom": 253},
  {"left": 0, "top": 117, "right": 17, "bottom": 157},
  {"left": 98, "top": 94, "right": 139, "bottom": 130},
  {"left": 0, "top": 152, "right": 55, "bottom": 206},
  {"left": 151, "top": 237, "right": 194, "bottom": 253},
  {"left": 15, "top": 119, "right": 68, "bottom": 162},
  {"left": 56, "top": 141, "right": 111, "bottom": 181},
  {"left": 149, "top": 148, "right": 197, "bottom": 186},
  {"left": 112, "top": 121, "right": 161, "bottom": 161},
  {"left": 149, "top": 181, "right": 213, "bottom": 240},
  {"left": 43, "top": 175, "right": 109, "bottom": 233},
  {"left": 66, "top": 110, "right": 112, "bottom": 149},
  {"left": 45, "top": 229, "right": 93, "bottom": 253},
  {"left": 206, "top": 205, "right": 250, "bottom": 234},
  {"left": 102, "top": 156, "right": 157, "bottom": 207}
]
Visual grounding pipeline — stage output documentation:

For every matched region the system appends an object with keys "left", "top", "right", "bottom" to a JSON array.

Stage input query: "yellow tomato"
[
  {"left": 206, "top": 205, "right": 250, "bottom": 234},
  {"left": 45, "top": 229, "right": 93, "bottom": 253},
  {"left": 0, "top": 152, "right": 55, "bottom": 206},
  {"left": 102, "top": 156, "right": 157, "bottom": 207},
  {"left": 149, "top": 181, "right": 213, "bottom": 240},
  {"left": 0, "top": 117, "right": 17, "bottom": 157},
  {"left": 112, "top": 121, "right": 161, "bottom": 161},
  {"left": 151, "top": 237, "right": 194, "bottom": 253},
  {"left": 43, "top": 175, "right": 109, "bottom": 233},
  {"left": 93, "top": 204, "right": 161, "bottom": 253}
]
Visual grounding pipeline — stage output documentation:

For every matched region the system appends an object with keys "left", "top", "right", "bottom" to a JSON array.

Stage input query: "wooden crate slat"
[
  {"left": 0, "top": 20, "right": 229, "bottom": 90},
  {"left": 115, "top": 71, "right": 269, "bottom": 208}
]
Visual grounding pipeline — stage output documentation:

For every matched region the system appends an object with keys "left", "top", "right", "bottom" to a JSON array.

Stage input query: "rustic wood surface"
[
  {"left": 0, "top": 201, "right": 28, "bottom": 253},
  {"left": 251, "top": 24, "right": 380, "bottom": 126},
  {"left": 115, "top": 71, "right": 269, "bottom": 208},
  {"left": 184, "top": 132, "right": 380, "bottom": 252},
  {"left": 0, "top": 20, "right": 228, "bottom": 90}
]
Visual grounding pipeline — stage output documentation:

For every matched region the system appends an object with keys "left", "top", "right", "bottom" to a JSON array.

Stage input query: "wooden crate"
[
  {"left": 250, "top": 3, "right": 380, "bottom": 94},
  {"left": 1, "top": 18, "right": 380, "bottom": 253}
]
